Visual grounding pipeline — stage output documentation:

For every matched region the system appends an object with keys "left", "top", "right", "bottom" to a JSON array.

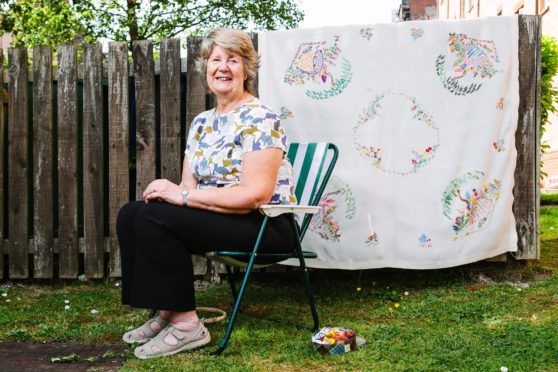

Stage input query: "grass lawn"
[
  {"left": 541, "top": 190, "right": 558, "bottom": 206},
  {"left": 1, "top": 208, "right": 558, "bottom": 371}
]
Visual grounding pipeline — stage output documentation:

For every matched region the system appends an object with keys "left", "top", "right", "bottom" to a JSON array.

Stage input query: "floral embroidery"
[
  {"left": 436, "top": 33, "right": 500, "bottom": 95},
  {"left": 411, "top": 28, "right": 424, "bottom": 40},
  {"left": 493, "top": 139, "right": 505, "bottom": 152},
  {"left": 284, "top": 36, "right": 352, "bottom": 100},
  {"left": 442, "top": 171, "right": 502, "bottom": 240},
  {"left": 360, "top": 27, "right": 374, "bottom": 41},
  {"left": 309, "top": 176, "right": 356, "bottom": 242},
  {"left": 365, "top": 232, "right": 379, "bottom": 247},
  {"left": 185, "top": 98, "right": 296, "bottom": 205},
  {"left": 353, "top": 91, "right": 440, "bottom": 176},
  {"left": 418, "top": 234, "right": 432, "bottom": 248}
]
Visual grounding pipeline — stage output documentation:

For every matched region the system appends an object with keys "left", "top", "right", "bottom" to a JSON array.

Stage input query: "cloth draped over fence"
[{"left": 259, "top": 16, "right": 520, "bottom": 269}]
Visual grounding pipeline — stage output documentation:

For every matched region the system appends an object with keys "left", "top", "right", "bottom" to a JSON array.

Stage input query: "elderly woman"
[{"left": 116, "top": 28, "right": 297, "bottom": 359}]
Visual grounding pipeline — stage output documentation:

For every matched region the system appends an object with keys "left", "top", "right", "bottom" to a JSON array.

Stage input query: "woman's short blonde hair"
[{"left": 196, "top": 28, "right": 260, "bottom": 96}]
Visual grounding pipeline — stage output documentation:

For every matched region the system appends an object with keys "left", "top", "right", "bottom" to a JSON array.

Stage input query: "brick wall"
[{"left": 410, "top": 0, "right": 438, "bottom": 20}]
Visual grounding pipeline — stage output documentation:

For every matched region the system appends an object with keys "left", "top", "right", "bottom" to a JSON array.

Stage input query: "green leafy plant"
[{"left": 541, "top": 35, "right": 558, "bottom": 179}]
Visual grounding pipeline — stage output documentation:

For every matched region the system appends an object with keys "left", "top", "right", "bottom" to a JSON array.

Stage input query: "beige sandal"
[
  {"left": 123, "top": 315, "right": 169, "bottom": 344},
  {"left": 133, "top": 319, "right": 211, "bottom": 359}
]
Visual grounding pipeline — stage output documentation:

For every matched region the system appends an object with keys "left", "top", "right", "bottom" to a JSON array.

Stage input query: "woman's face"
[{"left": 206, "top": 45, "right": 246, "bottom": 100}]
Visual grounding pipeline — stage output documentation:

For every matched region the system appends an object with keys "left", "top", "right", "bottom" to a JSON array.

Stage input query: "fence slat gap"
[{"left": 0, "top": 48, "right": 4, "bottom": 279}]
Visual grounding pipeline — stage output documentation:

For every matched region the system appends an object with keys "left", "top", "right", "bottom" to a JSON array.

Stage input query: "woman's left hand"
[{"left": 143, "top": 179, "right": 183, "bottom": 205}]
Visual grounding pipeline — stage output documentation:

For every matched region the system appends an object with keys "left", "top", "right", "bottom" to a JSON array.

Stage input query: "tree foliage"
[
  {"left": 541, "top": 35, "right": 558, "bottom": 139},
  {"left": 0, "top": 0, "right": 92, "bottom": 47},
  {"left": 1, "top": 0, "right": 304, "bottom": 48},
  {"left": 541, "top": 35, "right": 558, "bottom": 179}
]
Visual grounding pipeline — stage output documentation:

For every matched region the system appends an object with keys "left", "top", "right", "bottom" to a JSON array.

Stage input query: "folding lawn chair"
[{"left": 206, "top": 142, "right": 339, "bottom": 355}]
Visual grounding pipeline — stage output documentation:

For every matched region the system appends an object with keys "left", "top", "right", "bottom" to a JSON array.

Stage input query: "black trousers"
[{"left": 117, "top": 200, "right": 296, "bottom": 311}]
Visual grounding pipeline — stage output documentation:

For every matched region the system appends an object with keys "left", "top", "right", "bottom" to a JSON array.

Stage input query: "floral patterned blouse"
[{"left": 185, "top": 98, "right": 297, "bottom": 205}]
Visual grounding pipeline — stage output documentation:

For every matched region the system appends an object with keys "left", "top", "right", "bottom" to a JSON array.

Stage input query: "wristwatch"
[{"left": 181, "top": 189, "right": 188, "bottom": 207}]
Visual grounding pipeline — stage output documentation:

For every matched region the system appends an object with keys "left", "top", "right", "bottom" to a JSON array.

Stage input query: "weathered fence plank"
[
  {"left": 186, "top": 36, "right": 209, "bottom": 276},
  {"left": 514, "top": 15, "right": 541, "bottom": 259},
  {"left": 133, "top": 40, "right": 156, "bottom": 199},
  {"left": 0, "top": 48, "right": 4, "bottom": 279},
  {"left": 83, "top": 43, "right": 105, "bottom": 278},
  {"left": 57, "top": 45, "right": 79, "bottom": 278},
  {"left": 32, "top": 46, "right": 54, "bottom": 278},
  {"left": 108, "top": 42, "right": 129, "bottom": 277},
  {"left": 7, "top": 47, "right": 29, "bottom": 278},
  {"left": 160, "top": 38, "right": 181, "bottom": 183}
]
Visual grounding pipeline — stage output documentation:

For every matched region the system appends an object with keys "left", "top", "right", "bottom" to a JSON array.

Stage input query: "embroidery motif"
[
  {"left": 418, "top": 234, "right": 432, "bottom": 248},
  {"left": 442, "top": 171, "right": 502, "bottom": 240},
  {"left": 309, "top": 176, "right": 356, "bottom": 242},
  {"left": 279, "top": 106, "right": 294, "bottom": 120},
  {"left": 435, "top": 33, "right": 500, "bottom": 95},
  {"left": 492, "top": 139, "right": 505, "bottom": 152},
  {"left": 365, "top": 232, "right": 379, "bottom": 247},
  {"left": 496, "top": 97, "right": 504, "bottom": 110},
  {"left": 353, "top": 91, "right": 440, "bottom": 176},
  {"left": 284, "top": 36, "right": 352, "bottom": 100},
  {"left": 411, "top": 28, "right": 424, "bottom": 40},
  {"left": 360, "top": 27, "right": 374, "bottom": 41}
]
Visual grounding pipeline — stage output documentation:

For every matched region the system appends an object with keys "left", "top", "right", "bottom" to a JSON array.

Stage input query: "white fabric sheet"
[{"left": 258, "top": 16, "right": 519, "bottom": 269}]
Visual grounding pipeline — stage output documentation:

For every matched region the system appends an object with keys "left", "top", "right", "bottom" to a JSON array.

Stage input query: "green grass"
[
  {"left": 2, "top": 208, "right": 558, "bottom": 371},
  {"left": 542, "top": 190, "right": 558, "bottom": 205}
]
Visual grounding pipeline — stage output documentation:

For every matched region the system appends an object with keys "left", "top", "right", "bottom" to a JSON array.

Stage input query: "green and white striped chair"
[{"left": 207, "top": 142, "right": 339, "bottom": 355}]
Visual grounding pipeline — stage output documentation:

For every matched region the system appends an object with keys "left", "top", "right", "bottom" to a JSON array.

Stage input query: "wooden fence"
[{"left": 0, "top": 16, "right": 541, "bottom": 280}]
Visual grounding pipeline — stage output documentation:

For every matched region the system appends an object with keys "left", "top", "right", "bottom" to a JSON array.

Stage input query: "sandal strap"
[
  {"left": 134, "top": 320, "right": 210, "bottom": 359},
  {"left": 123, "top": 315, "right": 169, "bottom": 343}
]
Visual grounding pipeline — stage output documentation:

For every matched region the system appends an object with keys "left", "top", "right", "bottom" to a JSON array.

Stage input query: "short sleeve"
[
  {"left": 184, "top": 112, "right": 207, "bottom": 157},
  {"left": 240, "top": 108, "right": 288, "bottom": 154}
]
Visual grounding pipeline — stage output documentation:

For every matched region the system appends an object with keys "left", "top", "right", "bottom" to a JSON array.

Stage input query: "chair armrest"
[{"left": 259, "top": 204, "right": 321, "bottom": 217}]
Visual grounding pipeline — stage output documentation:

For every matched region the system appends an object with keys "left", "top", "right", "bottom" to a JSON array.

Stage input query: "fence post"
[
  {"left": 108, "top": 42, "right": 129, "bottom": 277},
  {"left": 7, "top": 47, "right": 29, "bottom": 279},
  {"left": 57, "top": 44, "right": 79, "bottom": 278},
  {"left": 133, "top": 40, "right": 156, "bottom": 199},
  {"left": 83, "top": 43, "right": 105, "bottom": 278},
  {"left": 160, "top": 38, "right": 181, "bottom": 184},
  {"left": 32, "top": 45, "right": 54, "bottom": 278},
  {"left": 514, "top": 15, "right": 541, "bottom": 259}
]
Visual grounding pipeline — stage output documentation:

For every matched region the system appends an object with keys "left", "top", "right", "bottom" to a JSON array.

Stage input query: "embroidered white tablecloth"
[{"left": 258, "top": 16, "right": 519, "bottom": 269}]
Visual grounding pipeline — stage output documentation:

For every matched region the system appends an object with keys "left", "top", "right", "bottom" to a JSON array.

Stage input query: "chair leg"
[
  {"left": 211, "top": 216, "right": 270, "bottom": 356},
  {"left": 291, "top": 216, "right": 319, "bottom": 332},
  {"left": 225, "top": 265, "right": 239, "bottom": 303}
]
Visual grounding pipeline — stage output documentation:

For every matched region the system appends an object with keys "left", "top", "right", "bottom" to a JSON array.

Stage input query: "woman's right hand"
[{"left": 143, "top": 179, "right": 184, "bottom": 206}]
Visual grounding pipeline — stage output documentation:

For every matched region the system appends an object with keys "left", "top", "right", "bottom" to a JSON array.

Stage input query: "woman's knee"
[{"left": 117, "top": 200, "right": 144, "bottom": 232}]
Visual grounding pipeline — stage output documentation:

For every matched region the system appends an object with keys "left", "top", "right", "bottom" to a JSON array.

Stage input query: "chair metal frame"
[{"left": 208, "top": 142, "right": 339, "bottom": 355}]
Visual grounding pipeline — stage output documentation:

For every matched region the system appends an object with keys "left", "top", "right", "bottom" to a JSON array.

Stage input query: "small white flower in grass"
[
  {"left": 500, "top": 367, "right": 508, "bottom": 372},
  {"left": 404, "top": 291, "right": 409, "bottom": 296},
  {"left": 532, "top": 314, "right": 538, "bottom": 320},
  {"left": 64, "top": 300, "right": 70, "bottom": 304},
  {"left": 1, "top": 293, "right": 7, "bottom": 297},
  {"left": 550, "top": 227, "right": 555, "bottom": 231},
  {"left": 6, "top": 299, "right": 11, "bottom": 302},
  {"left": 115, "top": 282, "right": 120, "bottom": 287},
  {"left": 91, "top": 309, "right": 98, "bottom": 315},
  {"left": 64, "top": 305, "right": 70, "bottom": 310}
]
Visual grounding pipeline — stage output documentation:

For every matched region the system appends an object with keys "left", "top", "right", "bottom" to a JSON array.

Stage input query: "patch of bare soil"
[{"left": 0, "top": 341, "right": 129, "bottom": 372}]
